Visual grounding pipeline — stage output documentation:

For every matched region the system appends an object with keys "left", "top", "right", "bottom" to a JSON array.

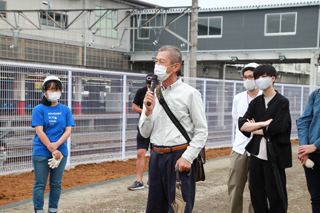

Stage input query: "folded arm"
[{"left": 240, "top": 119, "right": 273, "bottom": 133}]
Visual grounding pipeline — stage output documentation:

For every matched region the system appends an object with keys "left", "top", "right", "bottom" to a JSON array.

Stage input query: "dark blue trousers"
[
  {"left": 304, "top": 153, "right": 320, "bottom": 213},
  {"left": 146, "top": 148, "right": 196, "bottom": 213}
]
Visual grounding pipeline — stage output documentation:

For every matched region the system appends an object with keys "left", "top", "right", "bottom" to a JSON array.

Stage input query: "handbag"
[{"left": 155, "top": 87, "right": 205, "bottom": 182}]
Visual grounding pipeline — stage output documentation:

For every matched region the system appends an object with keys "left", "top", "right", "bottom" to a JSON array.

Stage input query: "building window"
[
  {"left": 138, "top": 19, "right": 150, "bottom": 39},
  {"left": 95, "top": 6, "right": 118, "bottom": 39},
  {"left": 0, "top": 1, "right": 6, "bottom": 18},
  {"left": 40, "top": 12, "right": 68, "bottom": 28},
  {"left": 265, "top": 12, "right": 297, "bottom": 36},
  {"left": 198, "top": 17, "right": 222, "bottom": 38}
]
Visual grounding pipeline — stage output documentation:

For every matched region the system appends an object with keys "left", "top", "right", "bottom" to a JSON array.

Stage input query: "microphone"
[{"left": 147, "top": 75, "right": 158, "bottom": 106}]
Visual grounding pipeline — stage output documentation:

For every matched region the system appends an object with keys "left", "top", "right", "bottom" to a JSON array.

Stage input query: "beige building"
[{"left": 0, "top": 0, "right": 156, "bottom": 70}]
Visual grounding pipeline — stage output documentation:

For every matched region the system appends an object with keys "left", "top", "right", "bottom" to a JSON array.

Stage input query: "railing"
[{"left": 0, "top": 62, "right": 314, "bottom": 175}]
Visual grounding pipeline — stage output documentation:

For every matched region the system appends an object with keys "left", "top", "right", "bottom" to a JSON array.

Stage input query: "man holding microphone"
[{"left": 139, "top": 45, "right": 208, "bottom": 213}]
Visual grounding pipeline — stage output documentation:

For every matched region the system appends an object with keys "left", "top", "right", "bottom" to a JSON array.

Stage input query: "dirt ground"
[
  {"left": 1, "top": 139, "right": 311, "bottom": 213},
  {"left": 0, "top": 145, "right": 235, "bottom": 207}
]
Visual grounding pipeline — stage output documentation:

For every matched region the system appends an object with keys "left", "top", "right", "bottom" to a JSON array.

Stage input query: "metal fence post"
[
  {"left": 232, "top": 81, "right": 236, "bottom": 145},
  {"left": 122, "top": 75, "right": 127, "bottom": 160},
  {"left": 203, "top": 80, "right": 206, "bottom": 109},
  {"left": 67, "top": 70, "right": 72, "bottom": 167}
]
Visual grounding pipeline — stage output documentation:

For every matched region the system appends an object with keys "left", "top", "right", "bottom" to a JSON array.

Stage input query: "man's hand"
[
  {"left": 175, "top": 157, "right": 191, "bottom": 172},
  {"left": 298, "top": 144, "right": 318, "bottom": 156},
  {"left": 143, "top": 90, "right": 156, "bottom": 116},
  {"left": 246, "top": 118, "right": 256, "bottom": 123},
  {"left": 297, "top": 153, "right": 309, "bottom": 165}
]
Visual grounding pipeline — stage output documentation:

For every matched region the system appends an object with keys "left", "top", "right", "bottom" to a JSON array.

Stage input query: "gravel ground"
[{"left": 0, "top": 145, "right": 312, "bottom": 213}]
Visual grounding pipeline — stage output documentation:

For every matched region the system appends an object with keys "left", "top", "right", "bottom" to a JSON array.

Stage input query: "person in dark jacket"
[{"left": 238, "top": 64, "right": 292, "bottom": 213}]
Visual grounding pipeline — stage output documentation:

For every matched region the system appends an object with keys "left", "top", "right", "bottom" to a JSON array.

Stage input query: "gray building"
[
  {"left": 0, "top": 1, "right": 318, "bottom": 84},
  {"left": 130, "top": 2, "right": 320, "bottom": 85}
]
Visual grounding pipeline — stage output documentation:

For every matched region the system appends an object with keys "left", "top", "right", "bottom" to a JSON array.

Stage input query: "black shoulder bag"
[{"left": 155, "top": 87, "right": 206, "bottom": 182}]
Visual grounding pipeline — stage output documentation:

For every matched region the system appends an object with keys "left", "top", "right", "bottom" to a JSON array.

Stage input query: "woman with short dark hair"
[{"left": 32, "top": 76, "right": 75, "bottom": 213}]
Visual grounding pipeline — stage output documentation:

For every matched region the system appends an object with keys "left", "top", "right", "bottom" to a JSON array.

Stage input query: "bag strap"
[
  {"left": 155, "top": 87, "right": 191, "bottom": 143},
  {"left": 156, "top": 87, "right": 206, "bottom": 164}
]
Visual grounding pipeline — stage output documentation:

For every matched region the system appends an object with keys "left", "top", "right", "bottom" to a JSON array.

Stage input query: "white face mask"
[
  {"left": 255, "top": 77, "right": 273, "bottom": 90},
  {"left": 154, "top": 64, "right": 174, "bottom": 81},
  {"left": 47, "top": 92, "right": 61, "bottom": 102},
  {"left": 243, "top": 79, "right": 257, "bottom": 92}
]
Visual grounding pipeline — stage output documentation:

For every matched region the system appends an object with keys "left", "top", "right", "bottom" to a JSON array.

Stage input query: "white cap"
[
  {"left": 42, "top": 76, "right": 61, "bottom": 91},
  {"left": 241, "top": 62, "right": 259, "bottom": 77}
]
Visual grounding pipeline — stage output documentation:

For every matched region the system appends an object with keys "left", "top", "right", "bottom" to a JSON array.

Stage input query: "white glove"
[
  {"left": 48, "top": 151, "right": 64, "bottom": 169},
  {"left": 305, "top": 158, "right": 315, "bottom": 169}
]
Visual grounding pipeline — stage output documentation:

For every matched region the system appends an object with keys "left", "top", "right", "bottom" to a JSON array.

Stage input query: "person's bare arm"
[
  {"left": 252, "top": 129, "right": 264, "bottom": 135},
  {"left": 34, "top": 126, "right": 55, "bottom": 152},
  {"left": 132, "top": 103, "right": 142, "bottom": 114},
  {"left": 47, "top": 127, "right": 72, "bottom": 151},
  {"left": 240, "top": 119, "right": 273, "bottom": 132}
]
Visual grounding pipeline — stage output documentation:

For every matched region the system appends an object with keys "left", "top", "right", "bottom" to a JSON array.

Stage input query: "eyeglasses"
[{"left": 243, "top": 75, "right": 254, "bottom": 80}]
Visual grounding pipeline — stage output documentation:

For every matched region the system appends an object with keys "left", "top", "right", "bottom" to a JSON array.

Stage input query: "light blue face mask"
[{"left": 255, "top": 77, "right": 273, "bottom": 90}]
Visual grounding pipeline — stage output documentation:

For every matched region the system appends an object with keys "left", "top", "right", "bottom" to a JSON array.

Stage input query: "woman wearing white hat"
[{"left": 31, "top": 76, "right": 75, "bottom": 213}]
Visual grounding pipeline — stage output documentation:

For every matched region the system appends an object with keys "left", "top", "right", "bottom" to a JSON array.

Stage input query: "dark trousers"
[
  {"left": 249, "top": 155, "right": 287, "bottom": 213},
  {"left": 146, "top": 148, "right": 196, "bottom": 213},
  {"left": 304, "top": 153, "right": 320, "bottom": 213}
]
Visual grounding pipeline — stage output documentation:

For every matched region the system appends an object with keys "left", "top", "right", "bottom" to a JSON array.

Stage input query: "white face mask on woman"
[
  {"left": 154, "top": 64, "right": 175, "bottom": 81},
  {"left": 243, "top": 79, "right": 257, "bottom": 92},
  {"left": 255, "top": 77, "right": 273, "bottom": 90},
  {"left": 47, "top": 92, "right": 61, "bottom": 102}
]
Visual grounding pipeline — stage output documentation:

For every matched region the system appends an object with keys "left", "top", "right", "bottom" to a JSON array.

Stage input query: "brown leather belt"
[{"left": 152, "top": 144, "right": 189, "bottom": 154}]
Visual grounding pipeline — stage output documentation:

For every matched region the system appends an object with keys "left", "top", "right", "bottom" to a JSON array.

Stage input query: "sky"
[{"left": 142, "top": 0, "right": 306, "bottom": 8}]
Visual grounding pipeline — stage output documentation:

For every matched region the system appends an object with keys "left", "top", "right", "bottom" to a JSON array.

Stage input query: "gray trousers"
[{"left": 228, "top": 150, "right": 254, "bottom": 213}]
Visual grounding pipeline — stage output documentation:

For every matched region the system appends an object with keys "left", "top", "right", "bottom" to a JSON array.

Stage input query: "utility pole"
[{"left": 190, "top": 0, "right": 198, "bottom": 79}]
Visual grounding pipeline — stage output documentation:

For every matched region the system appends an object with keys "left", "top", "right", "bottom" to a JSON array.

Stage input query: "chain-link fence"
[{"left": 0, "top": 62, "right": 314, "bottom": 175}]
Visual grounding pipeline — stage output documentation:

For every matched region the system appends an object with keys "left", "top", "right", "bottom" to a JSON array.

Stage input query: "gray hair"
[{"left": 158, "top": 45, "right": 182, "bottom": 65}]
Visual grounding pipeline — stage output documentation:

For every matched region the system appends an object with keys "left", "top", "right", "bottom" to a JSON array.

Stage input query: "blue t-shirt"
[{"left": 32, "top": 103, "right": 75, "bottom": 157}]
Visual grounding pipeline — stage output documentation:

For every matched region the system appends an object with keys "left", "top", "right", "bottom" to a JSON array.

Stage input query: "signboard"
[{"left": 35, "top": 82, "right": 42, "bottom": 89}]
